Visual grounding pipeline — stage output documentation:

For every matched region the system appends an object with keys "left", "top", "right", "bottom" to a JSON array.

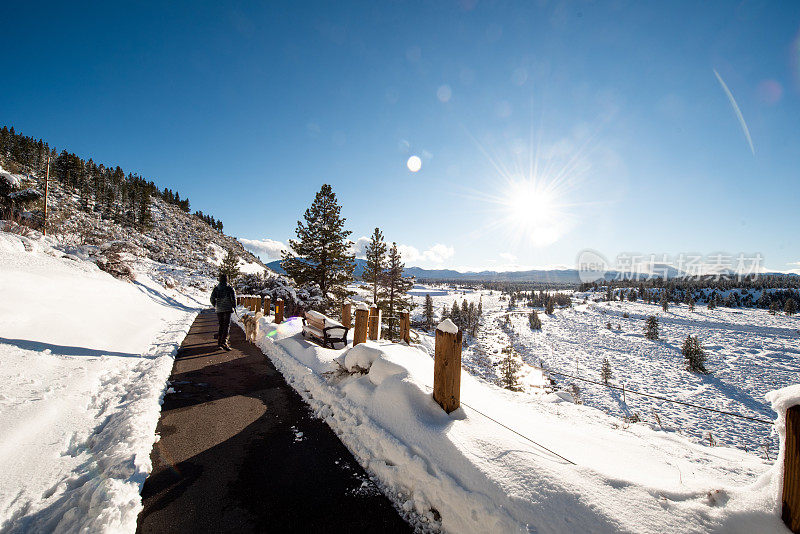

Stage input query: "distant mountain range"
[
  {"left": 267, "top": 258, "right": 590, "bottom": 283},
  {"left": 265, "top": 258, "right": 795, "bottom": 284}
]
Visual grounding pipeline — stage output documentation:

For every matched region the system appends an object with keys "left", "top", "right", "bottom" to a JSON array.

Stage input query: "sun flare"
[
  {"left": 505, "top": 181, "right": 557, "bottom": 229},
  {"left": 497, "top": 178, "right": 565, "bottom": 247}
]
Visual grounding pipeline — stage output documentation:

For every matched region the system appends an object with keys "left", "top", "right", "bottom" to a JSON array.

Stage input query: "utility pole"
[{"left": 43, "top": 156, "right": 50, "bottom": 236}]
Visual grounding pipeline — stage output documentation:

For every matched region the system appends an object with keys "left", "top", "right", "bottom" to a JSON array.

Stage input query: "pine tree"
[
  {"left": 500, "top": 345, "right": 522, "bottom": 391},
  {"left": 451, "top": 300, "right": 462, "bottom": 328},
  {"left": 545, "top": 297, "right": 555, "bottom": 315},
  {"left": 661, "top": 292, "right": 669, "bottom": 313},
  {"left": 467, "top": 301, "right": 480, "bottom": 337},
  {"left": 441, "top": 303, "right": 450, "bottom": 320},
  {"left": 219, "top": 249, "right": 241, "bottom": 281},
  {"left": 137, "top": 189, "right": 152, "bottom": 230},
  {"left": 600, "top": 358, "right": 612, "bottom": 385},
  {"left": 769, "top": 301, "right": 781, "bottom": 315},
  {"left": 644, "top": 315, "right": 659, "bottom": 340},
  {"left": 363, "top": 227, "right": 387, "bottom": 305},
  {"left": 786, "top": 299, "right": 798, "bottom": 316},
  {"left": 682, "top": 335, "right": 709, "bottom": 373},
  {"left": 281, "top": 184, "right": 355, "bottom": 311},
  {"left": 529, "top": 310, "right": 542, "bottom": 330},
  {"left": 688, "top": 298, "right": 695, "bottom": 312},
  {"left": 383, "top": 242, "right": 414, "bottom": 339},
  {"left": 423, "top": 294, "right": 435, "bottom": 330}
]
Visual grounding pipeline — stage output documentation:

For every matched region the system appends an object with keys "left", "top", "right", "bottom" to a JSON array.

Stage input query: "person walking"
[{"left": 210, "top": 273, "right": 236, "bottom": 351}]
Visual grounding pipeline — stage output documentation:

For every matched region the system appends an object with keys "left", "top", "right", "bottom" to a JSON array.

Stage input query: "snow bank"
[
  {"left": 766, "top": 385, "right": 800, "bottom": 514},
  {"left": 237, "top": 309, "right": 786, "bottom": 533},
  {"left": 0, "top": 232, "right": 202, "bottom": 532}
]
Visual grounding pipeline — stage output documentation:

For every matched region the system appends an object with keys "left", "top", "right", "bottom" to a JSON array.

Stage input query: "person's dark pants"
[{"left": 217, "top": 311, "right": 232, "bottom": 345}]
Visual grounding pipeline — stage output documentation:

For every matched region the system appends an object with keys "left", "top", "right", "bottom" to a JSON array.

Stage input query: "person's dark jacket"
[{"left": 211, "top": 274, "right": 236, "bottom": 313}]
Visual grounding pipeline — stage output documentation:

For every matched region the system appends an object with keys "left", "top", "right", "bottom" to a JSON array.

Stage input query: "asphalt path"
[{"left": 136, "top": 309, "right": 411, "bottom": 533}]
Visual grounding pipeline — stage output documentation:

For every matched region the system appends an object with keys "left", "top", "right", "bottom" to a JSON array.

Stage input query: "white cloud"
[
  {"left": 351, "top": 237, "right": 455, "bottom": 265},
  {"left": 350, "top": 236, "right": 371, "bottom": 259},
  {"left": 239, "top": 237, "right": 291, "bottom": 261},
  {"left": 397, "top": 243, "right": 454, "bottom": 264},
  {"left": 499, "top": 252, "right": 517, "bottom": 263}
]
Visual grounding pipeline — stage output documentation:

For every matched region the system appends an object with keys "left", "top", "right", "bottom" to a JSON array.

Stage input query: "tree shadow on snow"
[
  {"left": 132, "top": 280, "right": 202, "bottom": 312},
  {"left": 698, "top": 373, "right": 775, "bottom": 419},
  {"left": 0, "top": 337, "right": 140, "bottom": 358}
]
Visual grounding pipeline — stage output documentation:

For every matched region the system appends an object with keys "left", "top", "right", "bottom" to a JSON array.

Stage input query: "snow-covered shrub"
[
  {"left": 236, "top": 272, "right": 323, "bottom": 317},
  {"left": 1, "top": 165, "right": 41, "bottom": 223}
]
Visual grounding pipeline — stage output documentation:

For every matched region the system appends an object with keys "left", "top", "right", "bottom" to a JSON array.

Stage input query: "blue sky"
[{"left": 2, "top": 1, "right": 799, "bottom": 272}]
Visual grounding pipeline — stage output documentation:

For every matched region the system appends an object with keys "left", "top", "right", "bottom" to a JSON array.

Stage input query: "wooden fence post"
[
  {"left": 400, "top": 311, "right": 410, "bottom": 344},
  {"left": 341, "top": 302, "right": 352, "bottom": 329},
  {"left": 249, "top": 296, "right": 256, "bottom": 312},
  {"left": 783, "top": 405, "right": 800, "bottom": 532},
  {"left": 368, "top": 305, "right": 381, "bottom": 340},
  {"left": 433, "top": 319, "right": 462, "bottom": 414},
  {"left": 275, "top": 298, "right": 284, "bottom": 323},
  {"left": 263, "top": 296, "right": 271, "bottom": 316},
  {"left": 353, "top": 306, "right": 369, "bottom": 346}
]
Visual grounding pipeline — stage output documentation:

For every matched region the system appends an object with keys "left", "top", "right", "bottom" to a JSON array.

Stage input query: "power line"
[
  {"left": 420, "top": 384, "right": 575, "bottom": 465},
  {"left": 546, "top": 369, "right": 774, "bottom": 426}
]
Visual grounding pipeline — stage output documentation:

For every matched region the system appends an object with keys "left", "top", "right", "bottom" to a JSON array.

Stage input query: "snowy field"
[
  {"left": 238, "top": 305, "right": 787, "bottom": 533},
  {"left": 404, "top": 285, "right": 798, "bottom": 458},
  {"left": 0, "top": 232, "right": 205, "bottom": 532}
]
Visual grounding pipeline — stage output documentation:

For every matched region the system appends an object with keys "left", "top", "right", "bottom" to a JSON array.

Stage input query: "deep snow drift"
[
  {"left": 237, "top": 308, "right": 787, "bottom": 534},
  {"left": 0, "top": 232, "right": 203, "bottom": 532}
]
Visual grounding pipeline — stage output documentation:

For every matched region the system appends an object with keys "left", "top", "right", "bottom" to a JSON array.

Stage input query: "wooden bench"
[{"left": 301, "top": 310, "right": 349, "bottom": 348}]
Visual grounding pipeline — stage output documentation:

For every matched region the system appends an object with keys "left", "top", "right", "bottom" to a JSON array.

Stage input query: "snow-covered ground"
[
  {"left": 505, "top": 297, "right": 797, "bottom": 455},
  {"left": 240, "top": 304, "right": 787, "bottom": 533},
  {"left": 403, "top": 285, "right": 798, "bottom": 458},
  {"left": 0, "top": 232, "right": 205, "bottom": 532}
]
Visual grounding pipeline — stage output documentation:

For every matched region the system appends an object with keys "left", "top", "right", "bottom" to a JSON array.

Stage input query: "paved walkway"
[{"left": 136, "top": 310, "right": 411, "bottom": 533}]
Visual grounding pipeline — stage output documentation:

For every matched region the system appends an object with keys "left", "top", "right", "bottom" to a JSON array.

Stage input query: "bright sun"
[
  {"left": 506, "top": 181, "right": 556, "bottom": 227},
  {"left": 500, "top": 179, "right": 563, "bottom": 246}
]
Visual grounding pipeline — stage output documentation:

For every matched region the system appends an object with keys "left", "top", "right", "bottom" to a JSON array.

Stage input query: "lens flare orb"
[{"left": 407, "top": 155, "right": 422, "bottom": 172}]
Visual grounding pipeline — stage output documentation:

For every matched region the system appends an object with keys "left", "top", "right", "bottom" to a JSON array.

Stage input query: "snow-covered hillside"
[
  {"left": 0, "top": 232, "right": 204, "bottom": 532},
  {"left": 236, "top": 306, "right": 786, "bottom": 533},
  {"left": 2, "top": 162, "right": 266, "bottom": 281}
]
